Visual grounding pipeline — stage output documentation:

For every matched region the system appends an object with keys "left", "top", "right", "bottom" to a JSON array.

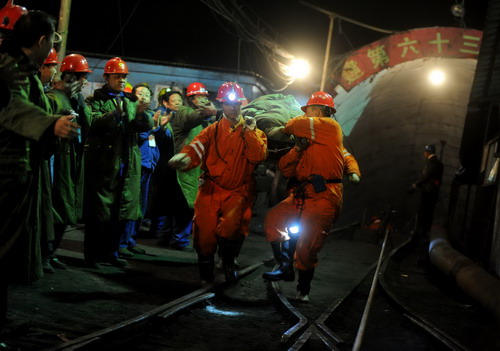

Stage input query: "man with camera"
[{"left": 43, "top": 53, "right": 93, "bottom": 271}]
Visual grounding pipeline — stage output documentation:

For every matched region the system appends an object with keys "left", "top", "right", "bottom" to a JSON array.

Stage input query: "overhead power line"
[
  {"left": 201, "top": 0, "right": 400, "bottom": 91},
  {"left": 300, "top": 1, "right": 398, "bottom": 34},
  {"left": 200, "top": 0, "right": 297, "bottom": 91}
]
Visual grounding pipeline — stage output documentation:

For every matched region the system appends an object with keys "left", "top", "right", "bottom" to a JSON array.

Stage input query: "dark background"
[{"left": 8, "top": 0, "right": 489, "bottom": 86}]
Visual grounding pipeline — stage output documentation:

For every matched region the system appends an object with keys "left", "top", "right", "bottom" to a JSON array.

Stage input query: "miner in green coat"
[
  {"left": 150, "top": 83, "right": 217, "bottom": 250},
  {"left": 44, "top": 53, "right": 93, "bottom": 271},
  {"left": 0, "top": 9, "right": 79, "bottom": 325},
  {"left": 172, "top": 83, "right": 218, "bottom": 209},
  {"left": 83, "top": 57, "right": 152, "bottom": 267}
]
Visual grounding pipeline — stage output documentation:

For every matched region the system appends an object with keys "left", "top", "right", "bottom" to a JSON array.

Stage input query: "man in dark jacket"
[{"left": 409, "top": 144, "right": 444, "bottom": 235}]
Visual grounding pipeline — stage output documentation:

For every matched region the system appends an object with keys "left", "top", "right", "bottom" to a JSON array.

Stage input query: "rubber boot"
[
  {"left": 296, "top": 268, "right": 315, "bottom": 301},
  {"left": 270, "top": 242, "right": 282, "bottom": 261},
  {"left": 198, "top": 255, "right": 215, "bottom": 283},
  {"left": 262, "top": 234, "right": 298, "bottom": 282},
  {"left": 218, "top": 239, "right": 240, "bottom": 282}
]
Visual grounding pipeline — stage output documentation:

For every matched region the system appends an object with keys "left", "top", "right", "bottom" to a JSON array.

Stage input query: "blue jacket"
[{"left": 139, "top": 109, "right": 160, "bottom": 169}]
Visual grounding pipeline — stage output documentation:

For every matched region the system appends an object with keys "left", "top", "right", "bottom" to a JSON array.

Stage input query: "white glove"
[
  {"left": 168, "top": 153, "right": 191, "bottom": 170},
  {"left": 245, "top": 116, "right": 257, "bottom": 131},
  {"left": 348, "top": 173, "right": 360, "bottom": 184}
]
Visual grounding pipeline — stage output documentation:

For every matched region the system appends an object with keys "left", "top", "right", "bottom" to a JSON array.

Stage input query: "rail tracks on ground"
[
  {"left": 46, "top": 219, "right": 472, "bottom": 351},
  {"left": 271, "top": 232, "right": 471, "bottom": 351}
]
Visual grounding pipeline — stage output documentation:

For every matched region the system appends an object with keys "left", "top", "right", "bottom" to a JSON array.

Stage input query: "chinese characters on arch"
[{"left": 338, "top": 27, "right": 482, "bottom": 91}]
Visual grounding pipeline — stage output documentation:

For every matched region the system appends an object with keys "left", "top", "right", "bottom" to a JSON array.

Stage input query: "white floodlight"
[
  {"left": 428, "top": 69, "right": 446, "bottom": 86},
  {"left": 285, "top": 58, "right": 310, "bottom": 79}
]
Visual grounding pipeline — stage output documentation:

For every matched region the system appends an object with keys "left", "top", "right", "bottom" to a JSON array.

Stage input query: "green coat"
[
  {"left": 170, "top": 105, "right": 212, "bottom": 208},
  {"left": 0, "top": 76, "right": 59, "bottom": 175},
  {"left": 0, "top": 51, "right": 60, "bottom": 283},
  {"left": 84, "top": 87, "right": 152, "bottom": 223},
  {"left": 46, "top": 89, "right": 89, "bottom": 224}
]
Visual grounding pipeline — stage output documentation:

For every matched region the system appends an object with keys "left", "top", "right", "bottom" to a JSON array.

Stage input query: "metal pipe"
[{"left": 429, "top": 225, "right": 500, "bottom": 321}]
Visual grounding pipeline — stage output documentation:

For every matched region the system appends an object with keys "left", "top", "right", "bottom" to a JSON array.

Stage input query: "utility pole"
[
  {"left": 321, "top": 15, "right": 334, "bottom": 91},
  {"left": 57, "top": 0, "right": 72, "bottom": 63},
  {"left": 301, "top": 1, "right": 395, "bottom": 91},
  {"left": 301, "top": 1, "right": 336, "bottom": 91}
]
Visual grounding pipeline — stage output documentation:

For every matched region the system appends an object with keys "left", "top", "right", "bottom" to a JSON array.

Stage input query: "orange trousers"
[
  {"left": 193, "top": 179, "right": 251, "bottom": 258},
  {"left": 264, "top": 193, "right": 341, "bottom": 270}
]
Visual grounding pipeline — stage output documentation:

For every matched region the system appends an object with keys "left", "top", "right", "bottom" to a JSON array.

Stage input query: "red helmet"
[
  {"left": 216, "top": 81, "right": 246, "bottom": 103},
  {"left": 301, "top": 91, "right": 336, "bottom": 113},
  {"left": 43, "top": 48, "right": 59, "bottom": 65},
  {"left": 186, "top": 82, "right": 208, "bottom": 96},
  {"left": 0, "top": 0, "right": 27, "bottom": 31},
  {"left": 61, "top": 54, "right": 92, "bottom": 73},
  {"left": 124, "top": 82, "right": 133, "bottom": 93},
  {"left": 104, "top": 57, "right": 128, "bottom": 74}
]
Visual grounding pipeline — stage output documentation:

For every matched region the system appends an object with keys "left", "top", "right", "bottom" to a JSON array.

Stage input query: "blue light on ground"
[{"left": 205, "top": 305, "right": 243, "bottom": 316}]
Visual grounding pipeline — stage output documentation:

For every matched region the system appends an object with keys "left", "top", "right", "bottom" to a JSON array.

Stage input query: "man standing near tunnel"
[
  {"left": 169, "top": 81, "right": 268, "bottom": 283},
  {"left": 262, "top": 91, "right": 361, "bottom": 302}
]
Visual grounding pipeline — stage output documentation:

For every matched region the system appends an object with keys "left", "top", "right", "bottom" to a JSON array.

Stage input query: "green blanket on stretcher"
[{"left": 242, "top": 93, "right": 303, "bottom": 143}]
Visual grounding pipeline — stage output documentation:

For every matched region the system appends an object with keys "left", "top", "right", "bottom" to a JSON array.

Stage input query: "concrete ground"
[{"left": 0, "top": 225, "right": 496, "bottom": 350}]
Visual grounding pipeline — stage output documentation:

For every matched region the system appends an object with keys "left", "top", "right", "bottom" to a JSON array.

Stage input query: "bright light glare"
[
  {"left": 285, "top": 59, "right": 310, "bottom": 79},
  {"left": 428, "top": 69, "right": 445, "bottom": 85},
  {"left": 228, "top": 92, "right": 236, "bottom": 101},
  {"left": 289, "top": 225, "right": 300, "bottom": 234}
]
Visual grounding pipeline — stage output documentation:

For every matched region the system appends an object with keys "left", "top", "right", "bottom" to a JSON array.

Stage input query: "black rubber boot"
[
  {"left": 218, "top": 239, "right": 241, "bottom": 282},
  {"left": 262, "top": 252, "right": 293, "bottom": 281},
  {"left": 198, "top": 256, "right": 215, "bottom": 283},
  {"left": 296, "top": 268, "right": 315, "bottom": 296},
  {"left": 262, "top": 234, "right": 298, "bottom": 282},
  {"left": 270, "top": 242, "right": 282, "bottom": 261}
]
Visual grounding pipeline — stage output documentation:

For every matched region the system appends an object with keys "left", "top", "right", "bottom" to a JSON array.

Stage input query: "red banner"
[{"left": 338, "top": 27, "right": 482, "bottom": 91}]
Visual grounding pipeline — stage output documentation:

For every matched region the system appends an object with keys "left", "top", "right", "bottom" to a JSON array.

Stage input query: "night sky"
[{"left": 8, "top": 0, "right": 489, "bottom": 86}]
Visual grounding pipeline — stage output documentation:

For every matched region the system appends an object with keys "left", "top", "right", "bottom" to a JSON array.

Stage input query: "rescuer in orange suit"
[
  {"left": 169, "top": 82, "right": 268, "bottom": 283},
  {"left": 262, "top": 91, "right": 361, "bottom": 302}
]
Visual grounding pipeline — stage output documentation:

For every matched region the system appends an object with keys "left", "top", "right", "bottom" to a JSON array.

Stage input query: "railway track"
[
  {"left": 268, "top": 211, "right": 472, "bottom": 351},
  {"left": 45, "top": 261, "right": 266, "bottom": 351},
  {"left": 44, "top": 223, "right": 475, "bottom": 351}
]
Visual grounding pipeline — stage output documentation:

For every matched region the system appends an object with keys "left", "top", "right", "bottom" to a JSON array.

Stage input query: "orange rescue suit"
[
  {"left": 180, "top": 116, "right": 268, "bottom": 258},
  {"left": 264, "top": 116, "right": 360, "bottom": 270}
]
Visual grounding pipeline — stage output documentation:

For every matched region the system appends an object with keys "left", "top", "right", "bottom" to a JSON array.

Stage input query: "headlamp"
[
  {"left": 228, "top": 92, "right": 236, "bottom": 101},
  {"left": 289, "top": 225, "right": 300, "bottom": 234}
]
